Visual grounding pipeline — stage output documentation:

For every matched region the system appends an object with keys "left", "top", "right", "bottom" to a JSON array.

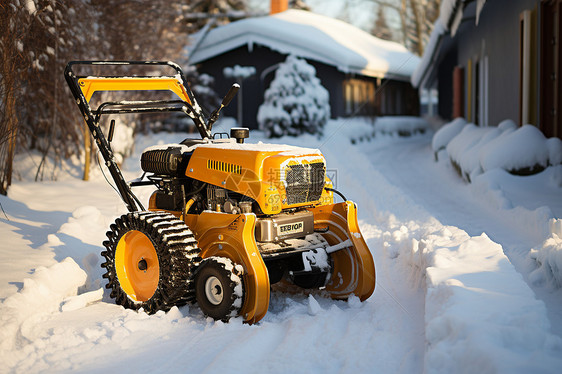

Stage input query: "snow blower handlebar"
[
  {"left": 64, "top": 60, "right": 216, "bottom": 212},
  {"left": 65, "top": 61, "right": 212, "bottom": 139}
]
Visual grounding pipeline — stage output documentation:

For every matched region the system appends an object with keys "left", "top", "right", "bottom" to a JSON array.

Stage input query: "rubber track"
[{"left": 101, "top": 211, "right": 201, "bottom": 314}]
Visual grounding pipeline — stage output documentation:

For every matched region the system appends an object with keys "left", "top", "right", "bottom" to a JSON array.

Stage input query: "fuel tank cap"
[{"left": 230, "top": 127, "right": 249, "bottom": 143}]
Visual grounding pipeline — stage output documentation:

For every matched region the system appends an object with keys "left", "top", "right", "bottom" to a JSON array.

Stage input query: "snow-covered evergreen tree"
[{"left": 257, "top": 55, "right": 330, "bottom": 138}]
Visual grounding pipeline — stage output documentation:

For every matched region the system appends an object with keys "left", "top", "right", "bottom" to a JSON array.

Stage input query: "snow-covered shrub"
[
  {"left": 547, "top": 137, "right": 562, "bottom": 166},
  {"left": 374, "top": 116, "right": 429, "bottom": 137},
  {"left": 440, "top": 118, "right": 562, "bottom": 181},
  {"left": 257, "top": 55, "right": 330, "bottom": 138},
  {"left": 480, "top": 125, "right": 551, "bottom": 175},
  {"left": 453, "top": 121, "right": 518, "bottom": 181},
  {"left": 497, "top": 118, "right": 517, "bottom": 132},
  {"left": 459, "top": 127, "right": 503, "bottom": 181},
  {"left": 446, "top": 123, "right": 482, "bottom": 179},
  {"left": 223, "top": 65, "right": 256, "bottom": 80},
  {"left": 431, "top": 117, "right": 466, "bottom": 160}
]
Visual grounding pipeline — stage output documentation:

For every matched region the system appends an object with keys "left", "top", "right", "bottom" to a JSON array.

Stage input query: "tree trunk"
[
  {"left": 0, "top": 47, "right": 19, "bottom": 196},
  {"left": 1, "top": 94, "right": 18, "bottom": 196},
  {"left": 83, "top": 127, "right": 91, "bottom": 181},
  {"left": 409, "top": 0, "right": 424, "bottom": 56}
]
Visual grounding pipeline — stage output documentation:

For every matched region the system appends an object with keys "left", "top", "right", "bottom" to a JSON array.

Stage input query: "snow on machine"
[{"left": 64, "top": 61, "right": 375, "bottom": 323}]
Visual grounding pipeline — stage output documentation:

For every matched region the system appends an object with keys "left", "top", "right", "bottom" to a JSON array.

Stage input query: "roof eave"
[{"left": 191, "top": 37, "right": 413, "bottom": 81}]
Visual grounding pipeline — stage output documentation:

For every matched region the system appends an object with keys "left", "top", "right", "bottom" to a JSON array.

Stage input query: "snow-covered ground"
[{"left": 1, "top": 118, "right": 561, "bottom": 373}]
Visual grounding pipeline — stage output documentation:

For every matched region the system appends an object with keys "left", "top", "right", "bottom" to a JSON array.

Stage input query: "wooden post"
[{"left": 83, "top": 125, "right": 91, "bottom": 181}]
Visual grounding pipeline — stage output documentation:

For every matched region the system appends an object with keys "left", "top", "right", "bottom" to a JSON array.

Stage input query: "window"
[{"left": 343, "top": 79, "right": 375, "bottom": 116}]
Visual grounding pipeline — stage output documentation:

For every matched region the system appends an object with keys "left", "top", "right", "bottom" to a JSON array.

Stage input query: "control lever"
[{"left": 207, "top": 83, "right": 240, "bottom": 131}]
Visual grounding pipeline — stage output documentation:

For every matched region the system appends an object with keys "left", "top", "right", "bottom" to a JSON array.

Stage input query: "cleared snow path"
[
  {"left": 359, "top": 134, "right": 562, "bottom": 338},
  {"left": 353, "top": 132, "right": 562, "bottom": 373}
]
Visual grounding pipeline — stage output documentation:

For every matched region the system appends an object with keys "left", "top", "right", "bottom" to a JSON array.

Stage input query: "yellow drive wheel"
[
  {"left": 101, "top": 211, "right": 201, "bottom": 314},
  {"left": 115, "top": 230, "right": 160, "bottom": 302}
]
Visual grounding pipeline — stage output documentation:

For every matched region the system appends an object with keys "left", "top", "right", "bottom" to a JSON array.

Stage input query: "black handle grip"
[
  {"left": 108, "top": 119, "right": 116, "bottom": 143},
  {"left": 222, "top": 83, "right": 240, "bottom": 107}
]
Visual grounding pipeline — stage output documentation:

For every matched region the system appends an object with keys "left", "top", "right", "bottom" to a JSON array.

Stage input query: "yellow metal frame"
[
  {"left": 147, "top": 198, "right": 376, "bottom": 322},
  {"left": 78, "top": 77, "right": 192, "bottom": 103},
  {"left": 307, "top": 202, "right": 376, "bottom": 301}
]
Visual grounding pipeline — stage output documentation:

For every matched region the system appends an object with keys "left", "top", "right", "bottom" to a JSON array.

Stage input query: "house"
[
  {"left": 413, "top": 0, "right": 561, "bottom": 139},
  {"left": 188, "top": 0, "right": 420, "bottom": 129}
]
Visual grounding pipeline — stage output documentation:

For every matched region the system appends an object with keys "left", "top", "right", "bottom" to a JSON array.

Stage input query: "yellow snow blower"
[{"left": 65, "top": 61, "right": 375, "bottom": 323}]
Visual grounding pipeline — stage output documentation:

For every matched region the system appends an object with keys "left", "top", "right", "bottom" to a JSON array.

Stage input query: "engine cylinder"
[{"left": 141, "top": 147, "right": 186, "bottom": 175}]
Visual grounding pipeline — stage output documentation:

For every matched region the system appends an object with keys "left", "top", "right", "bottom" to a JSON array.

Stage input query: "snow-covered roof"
[
  {"left": 410, "top": 20, "right": 447, "bottom": 88},
  {"left": 189, "top": 9, "right": 419, "bottom": 81}
]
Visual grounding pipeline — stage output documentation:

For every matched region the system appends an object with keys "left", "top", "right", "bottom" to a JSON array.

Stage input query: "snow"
[
  {"left": 431, "top": 117, "right": 467, "bottom": 157},
  {"left": 223, "top": 65, "right": 256, "bottom": 79},
  {"left": 196, "top": 141, "right": 322, "bottom": 157},
  {"left": 480, "top": 125, "right": 552, "bottom": 172},
  {"left": 374, "top": 116, "right": 429, "bottom": 135},
  {"left": 109, "top": 117, "right": 135, "bottom": 165},
  {"left": 424, "top": 233, "right": 560, "bottom": 374},
  {"left": 439, "top": 0, "right": 461, "bottom": 30},
  {"left": 438, "top": 118, "right": 562, "bottom": 181},
  {"left": 530, "top": 228, "right": 562, "bottom": 289},
  {"left": 1, "top": 116, "right": 562, "bottom": 373},
  {"left": 143, "top": 143, "right": 195, "bottom": 153},
  {"left": 189, "top": 9, "right": 419, "bottom": 80},
  {"left": 343, "top": 116, "right": 429, "bottom": 144},
  {"left": 25, "top": 0, "right": 37, "bottom": 15}
]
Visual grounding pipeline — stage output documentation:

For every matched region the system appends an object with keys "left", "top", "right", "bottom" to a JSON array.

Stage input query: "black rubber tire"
[
  {"left": 195, "top": 257, "right": 244, "bottom": 321},
  {"left": 101, "top": 211, "right": 201, "bottom": 314}
]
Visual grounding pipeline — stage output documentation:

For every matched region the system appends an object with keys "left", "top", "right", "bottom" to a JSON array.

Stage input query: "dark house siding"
[
  {"left": 378, "top": 80, "right": 420, "bottom": 116},
  {"left": 438, "top": 46, "right": 457, "bottom": 120},
  {"left": 454, "top": 0, "right": 539, "bottom": 126},
  {"left": 428, "top": 0, "right": 542, "bottom": 128},
  {"left": 193, "top": 44, "right": 419, "bottom": 129},
  {"left": 193, "top": 45, "right": 344, "bottom": 129}
]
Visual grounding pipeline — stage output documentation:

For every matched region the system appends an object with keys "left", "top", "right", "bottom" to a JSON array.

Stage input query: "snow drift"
[{"left": 434, "top": 118, "right": 562, "bottom": 180}]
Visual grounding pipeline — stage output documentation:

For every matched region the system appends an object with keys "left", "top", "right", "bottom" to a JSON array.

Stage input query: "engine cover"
[{"left": 185, "top": 141, "right": 328, "bottom": 214}]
